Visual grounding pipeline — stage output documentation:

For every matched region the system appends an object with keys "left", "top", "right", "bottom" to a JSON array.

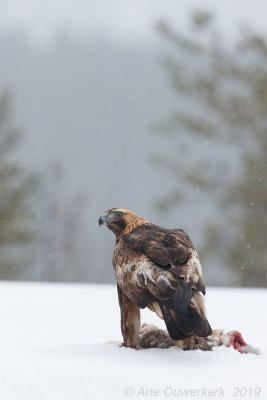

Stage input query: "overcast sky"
[
  {"left": 0, "top": 0, "right": 265, "bottom": 284},
  {"left": 1, "top": 0, "right": 267, "bottom": 45}
]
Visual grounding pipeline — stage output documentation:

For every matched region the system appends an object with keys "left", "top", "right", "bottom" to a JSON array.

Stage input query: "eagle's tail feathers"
[
  {"left": 159, "top": 302, "right": 212, "bottom": 340},
  {"left": 173, "top": 279, "right": 192, "bottom": 313},
  {"left": 159, "top": 304, "right": 188, "bottom": 340}
]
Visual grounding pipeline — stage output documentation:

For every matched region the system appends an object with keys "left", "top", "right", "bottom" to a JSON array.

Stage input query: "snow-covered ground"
[{"left": 0, "top": 282, "right": 265, "bottom": 400}]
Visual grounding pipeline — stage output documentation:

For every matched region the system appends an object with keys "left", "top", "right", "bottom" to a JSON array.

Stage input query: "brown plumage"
[{"left": 98, "top": 207, "right": 212, "bottom": 348}]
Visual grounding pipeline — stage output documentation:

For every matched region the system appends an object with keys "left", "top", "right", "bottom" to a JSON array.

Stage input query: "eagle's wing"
[
  {"left": 122, "top": 224, "right": 205, "bottom": 294},
  {"left": 119, "top": 224, "right": 211, "bottom": 340}
]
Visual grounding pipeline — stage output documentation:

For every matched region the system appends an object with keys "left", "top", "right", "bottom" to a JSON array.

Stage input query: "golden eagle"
[{"left": 99, "top": 207, "right": 212, "bottom": 348}]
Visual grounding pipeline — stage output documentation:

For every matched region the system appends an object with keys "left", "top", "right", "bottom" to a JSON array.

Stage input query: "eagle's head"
[{"left": 98, "top": 207, "right": 148, "bottom": 237}]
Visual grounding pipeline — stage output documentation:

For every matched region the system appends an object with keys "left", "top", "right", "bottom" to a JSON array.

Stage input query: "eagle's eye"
[{"left": 116, "top": 212, "right": 122, "bottom": 217}]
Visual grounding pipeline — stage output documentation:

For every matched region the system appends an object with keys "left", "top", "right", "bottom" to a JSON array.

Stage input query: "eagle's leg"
[{"left": 117, "top": 284, "right": 140, "bottom": 348}]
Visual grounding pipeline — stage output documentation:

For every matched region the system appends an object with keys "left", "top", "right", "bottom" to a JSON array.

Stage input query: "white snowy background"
[{"left": 0, "top": 282, "right": 266, "bottom": 400}]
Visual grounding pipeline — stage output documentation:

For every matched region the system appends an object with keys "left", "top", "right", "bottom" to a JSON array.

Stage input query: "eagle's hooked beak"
[
  {"left": 98, "top": 215, "right": 106, "bottom": 226},
  {"left": 99, "top": 211, "right": 120, "bottom": 226}
]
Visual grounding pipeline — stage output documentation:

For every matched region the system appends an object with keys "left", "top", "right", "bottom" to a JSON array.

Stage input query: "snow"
[{"left": 0, "top": 282, "right": 266, "bottom": 400}]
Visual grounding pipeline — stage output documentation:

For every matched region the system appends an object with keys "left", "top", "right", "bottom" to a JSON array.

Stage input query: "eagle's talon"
[{"left": 119, "top": 342, "right": 141, "bottom": 350}]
